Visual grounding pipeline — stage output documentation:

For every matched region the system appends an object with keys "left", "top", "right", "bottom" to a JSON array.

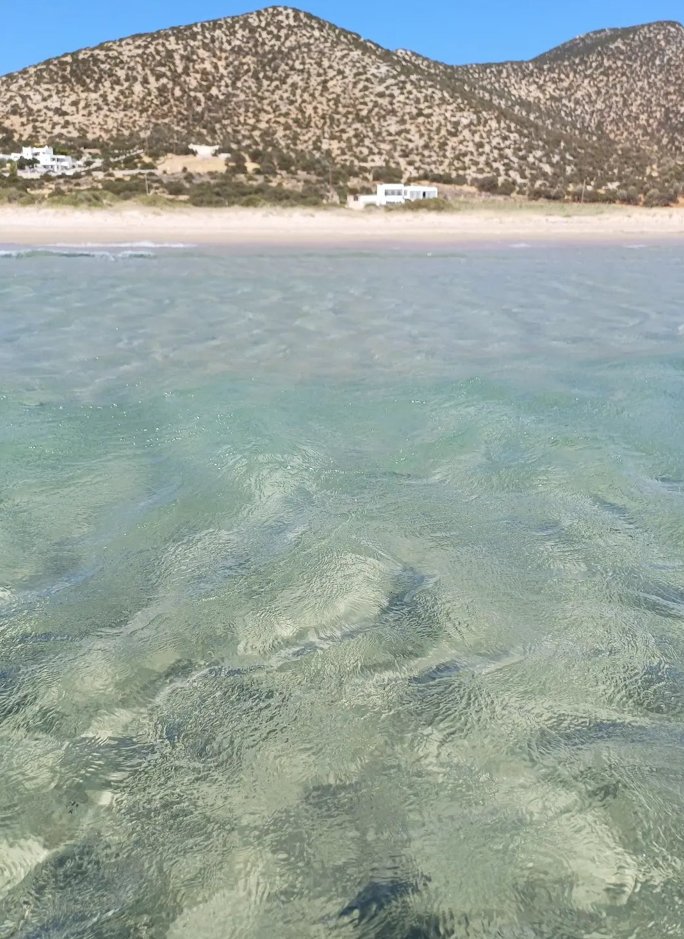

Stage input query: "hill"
[
  {"left": 0, "top": 7, "right": 682, "bottom": 199},
  {"left": 458, "top": 21, "right": 684, "bottom": 158}
]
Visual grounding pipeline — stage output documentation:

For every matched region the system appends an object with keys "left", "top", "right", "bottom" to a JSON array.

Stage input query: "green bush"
[
  {"left": 371, "top": 165, "right": 403, "bottom": 183},
  {"left": 581, "top": 188, "right": 609, "bottom": 204},
  {"left": 399, "top": 198, "right": 451, "bottom": 212},
  {"left": 0, "top": 187, "right": 36, "bottom": 205},
  {"left": 164, "top": 180, "right": 187, "bottom": 196},
  {"left": 188, "top": 188, "right": 225, "bottom": 207},
  {"left": 617, "top": 188, "right": 640, "bottom": 205},
  {"left": 101, "top": 177, "right": 149, "bottom": 199},
  {"left": 239, "top": 193, "right": 265, "bottom": 207},
  {"left": 409, "top": 172, "right": 464, "bottom": 185},
  {"left": 47, "top": 188, "right": 110, "bottom": 207},
  {"left": 643, "top": 188, "right": 677, "bottom": 207},
  {"left": 0, "top": 171, "right": 27, "bottom": 189},
  {"left": 530, "top": 184, "right": 566, "bottom": 201},
  {"left": 187, "top": 178, "right": 325, "bottom": 208},
  {"left": 472, "top": 175, "right": 499, "bottom": 194},
  {"left": 595, "top": 189, "right": 619, "bottom": 204}
]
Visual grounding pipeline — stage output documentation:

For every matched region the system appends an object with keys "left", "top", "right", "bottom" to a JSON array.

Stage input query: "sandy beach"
[{"left": 0, "top": 204, "right": 682, "bottom": 248}]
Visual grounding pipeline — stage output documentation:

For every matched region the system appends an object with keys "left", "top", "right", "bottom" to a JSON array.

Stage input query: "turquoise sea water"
[{"left": 1, "top": 243, "right": 684, "bottom": 938}]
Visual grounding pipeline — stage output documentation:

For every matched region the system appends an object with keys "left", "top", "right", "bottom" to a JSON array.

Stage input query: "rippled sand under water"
[{"left": 1, "top": 243, "right": 684, "bottom": 938}]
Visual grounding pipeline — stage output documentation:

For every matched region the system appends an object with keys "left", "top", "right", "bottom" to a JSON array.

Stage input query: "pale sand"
[{"left": 0, "top": 205, "right": 682, "bottom": 247}]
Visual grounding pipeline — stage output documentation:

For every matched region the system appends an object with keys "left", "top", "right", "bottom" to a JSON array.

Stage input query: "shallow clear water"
[{"left": 1, "top": 243, "right": 684, "bottom": 938}]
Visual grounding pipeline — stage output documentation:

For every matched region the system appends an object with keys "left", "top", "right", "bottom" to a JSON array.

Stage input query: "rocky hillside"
[
  {"left": 458, "top": 21, "right": 684, "bottom": 158},
  {"left": 0, "top": 7, "right": 682, "bottom": 196}
]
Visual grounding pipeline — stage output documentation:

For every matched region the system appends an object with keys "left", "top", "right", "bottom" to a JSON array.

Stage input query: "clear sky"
[{"left": 1, "top": 0, "right": 682, "bottom": 75}]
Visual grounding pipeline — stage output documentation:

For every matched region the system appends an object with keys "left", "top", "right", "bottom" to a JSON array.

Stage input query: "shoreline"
[{"left": 1, "top": 205, "right": 683, "bottom": 248}]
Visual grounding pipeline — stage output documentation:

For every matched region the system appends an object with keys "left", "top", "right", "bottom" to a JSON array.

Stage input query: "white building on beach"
[
  {"left": 350, "top": 183, "right": 439, "bottom": 208},
  {"left": 0, "top": 146, "right": 79, "bottom": 176}
]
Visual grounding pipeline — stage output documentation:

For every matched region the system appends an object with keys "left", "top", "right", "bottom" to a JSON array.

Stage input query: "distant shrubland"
[{"left": 0, "top": 8, "right": 681, "bottom": 203}]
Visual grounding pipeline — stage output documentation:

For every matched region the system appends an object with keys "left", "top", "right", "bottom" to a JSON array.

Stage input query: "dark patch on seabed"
[
  {"left": 531, "top": 715, "right": 642, "bottom": 755},
  {"left": 631, "top": 579, "right": 684, "bottom": 620},
  {"left": 0, "top": 666, "right": 35, "bottom": 724},
  {"left": 655, "top": 474, "right": 684, "bottom": 492},
  {"left": 623, "top": 660, "right": 684, "bottom": 716},
  {"left": 374, "top": 567, "right": 445, "bottom": 653},
  {"left": 590, "top": 495, "right": 638, "bottom": 528},
  {"left": 336, "top": 874, "right": 572, "bottom": 938},
  {"left": 378, "top": 568, "right": 434, "bottom": 620},
  {"left": 336, "top": 874, "right": 474, "bottom": 938},
  {"left": 339, "top": 877, "right": 426, "bottom": 924},
  {"left": 2, "top": 838, "right": 181, "bottom": 939},
  {"left": 410, "top": 659, "right": 464, "bottom": 686},
  {"left": 13, "top": 632, "right": 74, "bottom": 645},
  {"left": 336, "top": 889, "right": 584, "bottom": 938}
]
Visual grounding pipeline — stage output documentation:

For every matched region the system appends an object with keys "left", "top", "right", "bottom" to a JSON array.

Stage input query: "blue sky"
[{"left": 1, "top": 0, "right": 682, "bottom": 75}]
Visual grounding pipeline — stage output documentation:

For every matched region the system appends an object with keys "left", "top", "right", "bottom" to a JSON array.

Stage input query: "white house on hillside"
[
  {"left": 350, "top": 183, "right": 439, "bottom": 208},
  {"left": 188, "top": 144, "right": 220, "bottom": 159}
]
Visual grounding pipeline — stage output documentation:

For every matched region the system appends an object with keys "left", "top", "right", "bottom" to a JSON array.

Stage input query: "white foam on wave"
[
  {"left": 47, "top": 241, "right": 195, "bottom": 249},
  {"left": 0, "top": 247, "right": 157, "bottom": 260}
]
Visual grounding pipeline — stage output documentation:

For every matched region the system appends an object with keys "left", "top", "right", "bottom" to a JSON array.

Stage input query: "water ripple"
[{"left": 2, "top": 245, "right": 684, "bottom": 937}]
